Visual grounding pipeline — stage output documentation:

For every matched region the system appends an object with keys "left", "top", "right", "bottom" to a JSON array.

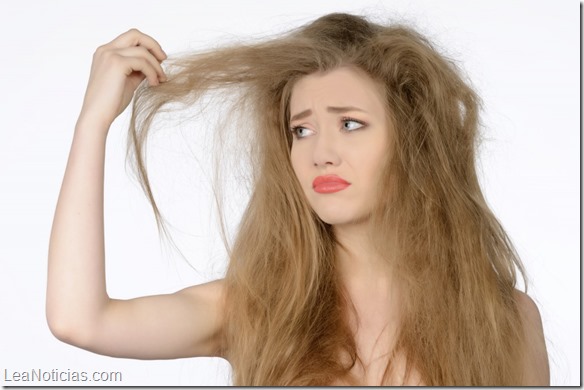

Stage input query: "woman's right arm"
[{"left": 46, "top": 29, "right": 225, "bottom": 360}]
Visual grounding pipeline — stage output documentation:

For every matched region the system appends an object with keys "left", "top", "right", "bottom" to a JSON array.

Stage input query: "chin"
[{"left": 314, "top": 209, "right": 368, "bottom": 226}]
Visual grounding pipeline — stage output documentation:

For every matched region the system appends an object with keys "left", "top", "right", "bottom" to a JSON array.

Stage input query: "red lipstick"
[{"left": 312, "top": 175, "right": 351, "bottom": 194}]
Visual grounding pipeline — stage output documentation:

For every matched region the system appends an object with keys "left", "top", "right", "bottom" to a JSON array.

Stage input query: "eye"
[
  {"left": 341, "top": 117, "right": 366, "bottom": 132},
  {"left": 290, "top": 126, "right": 315, "bottom": 140}
]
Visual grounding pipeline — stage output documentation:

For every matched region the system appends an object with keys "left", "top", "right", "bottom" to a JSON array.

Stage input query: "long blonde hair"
[{"left": 127, "top": 13, "right": 527, "bottom": 385}]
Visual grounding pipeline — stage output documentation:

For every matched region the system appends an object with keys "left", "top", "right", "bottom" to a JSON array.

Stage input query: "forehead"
[{"left": 289, "top": 67, "right": 386, "bottom": 116}]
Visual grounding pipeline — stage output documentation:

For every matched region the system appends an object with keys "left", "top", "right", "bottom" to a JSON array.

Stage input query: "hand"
[{"left": 78, "top": 29, "right": 167, "bottom": 132}]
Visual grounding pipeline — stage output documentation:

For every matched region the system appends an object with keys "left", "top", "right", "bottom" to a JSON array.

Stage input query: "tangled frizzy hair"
[{"left": 127, "top": 13, "right": 527, "bottom": 385}]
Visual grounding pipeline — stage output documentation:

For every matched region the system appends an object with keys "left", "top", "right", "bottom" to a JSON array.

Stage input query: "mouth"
[{"left": 312, "top": 175, "right": 351, "bottom": 194}]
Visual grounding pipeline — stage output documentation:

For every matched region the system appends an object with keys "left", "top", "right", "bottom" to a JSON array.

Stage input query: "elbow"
[
  {"left": 45, "top": 289, "right": 110, "bottom": 349},
  {"left": 46, "top": 310, "right": 78, "bottom": 345},
  {"left": 46, "top": 307, "right": 97, "bottom": 349}
]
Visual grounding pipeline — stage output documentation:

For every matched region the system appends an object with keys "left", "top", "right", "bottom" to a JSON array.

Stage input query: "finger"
[
  {"left": 124, "top": 56, "right": 162, "bottom": 86},
  {"left": 107, "top": 28, "right": 167, "bottom": 62},
  {"left": 116, "top": 46, "right": 167, "bottom": 81}
]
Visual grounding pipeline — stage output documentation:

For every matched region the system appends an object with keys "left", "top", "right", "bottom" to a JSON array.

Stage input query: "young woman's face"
[{"left": 289, "top": 67, "right": 392, "bottom": 226}]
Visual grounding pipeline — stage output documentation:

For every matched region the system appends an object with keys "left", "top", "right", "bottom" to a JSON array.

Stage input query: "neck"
[
  {"left": 333, "top": 221, "right": 402, "bottom": 368},
  {"left": 333, "top": 221, "right": 393, "bottom": 286}
]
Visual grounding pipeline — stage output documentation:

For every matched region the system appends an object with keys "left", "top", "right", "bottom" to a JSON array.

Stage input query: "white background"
[{"left": 0, "top": 0, "right": 579, "bottom": 386}]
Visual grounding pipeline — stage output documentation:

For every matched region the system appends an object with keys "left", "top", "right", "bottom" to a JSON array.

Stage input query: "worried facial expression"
[{"left": 289, "top": 67, "right": 392, "bottom": 226}]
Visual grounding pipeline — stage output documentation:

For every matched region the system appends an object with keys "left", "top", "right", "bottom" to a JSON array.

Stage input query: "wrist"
[{"left": 75, "top": 111, "right": 112, "bottom": 139}]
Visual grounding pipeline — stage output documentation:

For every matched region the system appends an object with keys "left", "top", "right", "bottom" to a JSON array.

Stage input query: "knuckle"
[
  {"left": 136, "top": 45, "right": 149, "bottom": 55},
  {"left": 100, "top": 49, "right": 115, "bottom": 61},
  {"left": 99, "top": 52, "right": 122, "bottom": 68},
  {"left": 93, "top": 44, "right": 107, "bottom": 57}
]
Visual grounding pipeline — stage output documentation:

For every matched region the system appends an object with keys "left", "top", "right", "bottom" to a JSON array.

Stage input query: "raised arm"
[{"left": 46, "top": 29, "right": 225, "bottom": 359}]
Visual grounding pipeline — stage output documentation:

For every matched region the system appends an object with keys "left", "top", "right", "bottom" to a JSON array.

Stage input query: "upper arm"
[
  {"left": 59, "top": 279, "right": 226, "bottom": 360},
  {"left": 514, "top": 290, "right": 550, "bottom": 386}
]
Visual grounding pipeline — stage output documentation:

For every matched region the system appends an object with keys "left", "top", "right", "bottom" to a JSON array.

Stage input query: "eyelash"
[
  {"left": 290, "top": 117, "right": 367, "bottom": 139},
  {"left": 341, "top": 117, "right": 366, "bottom": 131}
]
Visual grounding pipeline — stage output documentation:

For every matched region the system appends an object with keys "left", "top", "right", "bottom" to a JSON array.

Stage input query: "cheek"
[
  {"left": 290, "top": 145, "right": 304, "bottom": 182},
  {"left": 289, "top": 146, "right": 316, "bottom": 210},
  {"left": 360, "top": 145, "right": 390, "bottom": 185}
]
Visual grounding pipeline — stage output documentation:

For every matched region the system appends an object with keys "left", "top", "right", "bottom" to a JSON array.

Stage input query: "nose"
[{"left": 312, "top": 128, "right": 341, "bottom": 167}]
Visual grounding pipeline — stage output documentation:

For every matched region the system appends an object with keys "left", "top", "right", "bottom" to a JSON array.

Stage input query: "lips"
[{"left": 312, "top": 175, "right": 351, "bottom": 194}]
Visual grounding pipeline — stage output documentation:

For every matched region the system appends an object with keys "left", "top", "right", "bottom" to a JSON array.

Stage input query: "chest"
[{"left": 336, "top": 290, "right": 424, "bottom": 385}]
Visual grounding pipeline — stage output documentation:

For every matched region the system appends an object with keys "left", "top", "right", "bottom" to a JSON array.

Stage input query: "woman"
[{"left": 47, "top": 13, "right": 549, "bottom": 385}]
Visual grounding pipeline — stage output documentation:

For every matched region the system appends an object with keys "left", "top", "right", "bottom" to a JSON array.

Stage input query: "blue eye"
[
  {"left": 342, "top": 118, "right": 365, "bottom": 131},
  {"left": 291, "top": 126, "right": 314, "bottom": 139}
]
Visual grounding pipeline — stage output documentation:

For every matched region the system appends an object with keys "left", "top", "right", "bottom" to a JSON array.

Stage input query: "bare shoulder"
[
  {"left": 177, "top": 278, "right": 227, "bottom": 330},
  {"left": 168, "top": 278, "right": 227, "bottom": 357},
  {"left": 513, "top": 289, "right": 550, "bottom": 385},
  {"left": 179, "top": 278, "right": 226, "bottom": 299}
]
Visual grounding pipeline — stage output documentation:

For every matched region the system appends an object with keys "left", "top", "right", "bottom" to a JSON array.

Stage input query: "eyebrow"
[{"left": 290, "top": 106, "right": 366, "bottom": 122}]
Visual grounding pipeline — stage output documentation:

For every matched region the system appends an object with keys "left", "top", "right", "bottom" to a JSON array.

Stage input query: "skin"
[
  {"left": 47, "top": 29, "right": 225, "bottom": 360},
  {"left": 289, "top": 67, "right": 395, "bottom": 276},
  {"left": 46, "top": 29, "right": 549, "bottom": 385},
  {"left": 289, "top": 67, "right": 404, "bottom": 383},
  {"left": 289, "top": 66, "right": 390, "bottom": 228}
]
